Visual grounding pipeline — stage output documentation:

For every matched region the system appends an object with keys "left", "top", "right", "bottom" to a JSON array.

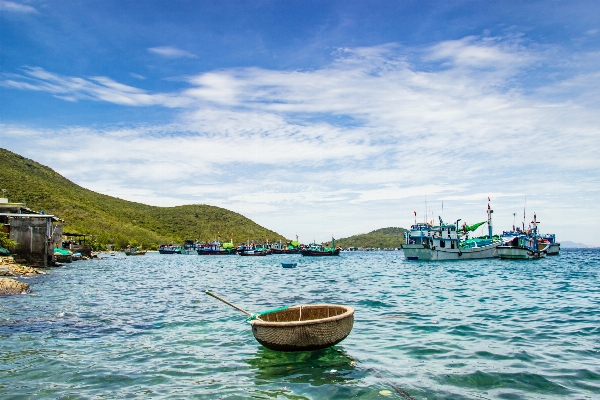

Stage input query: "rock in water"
[{"left": 0, "top": 278, "right": 30, "bottom": 295}]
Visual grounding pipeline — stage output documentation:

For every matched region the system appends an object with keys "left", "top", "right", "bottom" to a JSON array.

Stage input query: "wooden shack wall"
[{"left": 9, "top": 217, "right": 54, "bottom": 267}]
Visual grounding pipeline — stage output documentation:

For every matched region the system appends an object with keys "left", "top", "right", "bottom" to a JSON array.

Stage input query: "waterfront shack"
[
  {"left": 0, "top": 197, "right": 62, "bottom": 267},
  {"left": 62, "top": 232, "right": 92, "bottom": 257}
]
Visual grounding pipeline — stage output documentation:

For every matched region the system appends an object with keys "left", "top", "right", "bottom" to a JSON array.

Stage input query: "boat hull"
[
  {"left": 239, "top": 251, "right": 268, "bottom": 256},
  {"left": 401, "top": 242, "right": 500, "bottom": 260},
  {"left": 197, "top": 250, "right": 236, "bottom": 255},
  {"left": 125, "top": 251, "right": 146, "bottom": 256},
  {"left": 546, "top": 243, "right": 560, "bottom": 255},
  {"left": 159, "top": 249, "right": 181, "bottom": 254},
  {"left": 498, "top": 246, "right": 547, "bottom": 259},
  {"left": 271, "top": 249, "right": 300, "bottom": 254},
  {"left": 300, "top": 249, "right": 340, "bottom": 256}
]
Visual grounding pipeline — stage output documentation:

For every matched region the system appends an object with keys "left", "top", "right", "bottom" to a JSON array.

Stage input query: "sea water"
[{"left": 1, "top": 249, "right": 599, "bottom": 399}]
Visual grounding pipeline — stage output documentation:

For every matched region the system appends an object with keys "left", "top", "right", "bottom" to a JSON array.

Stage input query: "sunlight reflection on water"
[{"left": 1, "top": 249, "right": 599, "bottom": 399}]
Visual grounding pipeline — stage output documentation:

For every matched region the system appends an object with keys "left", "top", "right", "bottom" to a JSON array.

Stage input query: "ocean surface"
[{"left": 1, "top": 249, "right": 599, "bottom": 399}]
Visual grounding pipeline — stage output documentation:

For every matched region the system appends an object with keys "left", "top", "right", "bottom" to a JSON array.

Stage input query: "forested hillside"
[
  {"left": 335, "top": 227, "right": 407, "bottom": 249},
  {"left": 0, "top": 148, "right": 285, "bottom": 249}
]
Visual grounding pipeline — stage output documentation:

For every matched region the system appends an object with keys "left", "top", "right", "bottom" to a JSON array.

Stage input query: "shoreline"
[{"left": 0, "top": 256, "right": 45, "bottom": 295}]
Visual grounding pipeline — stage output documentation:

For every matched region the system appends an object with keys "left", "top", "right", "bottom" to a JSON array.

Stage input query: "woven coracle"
[{"left": 249, "top": 304, "right": 354, "bottom": 351}]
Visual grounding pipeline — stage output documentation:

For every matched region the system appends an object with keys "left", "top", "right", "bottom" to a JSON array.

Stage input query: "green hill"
[
  {"left": 335, "top": 227, "right": 407, "bottom": 249},
  {"left": 0, "top": 148, "right": 285, "bottom": 249}
]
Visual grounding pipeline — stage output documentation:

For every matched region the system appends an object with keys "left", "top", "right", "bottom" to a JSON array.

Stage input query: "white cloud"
[
  {"left": 2, "top": 35, "right": 600, "bottom": 244},
  {"left": 0, "top": 0, "right": 37, "bottom": 13},
  {"left": 148, "top": 46, "right": 197, "bottom": 58}
]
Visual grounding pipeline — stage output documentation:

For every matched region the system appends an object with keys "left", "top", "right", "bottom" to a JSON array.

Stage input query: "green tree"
[{"left": 0, "top": 224, "right": 16, "bottom": 250}]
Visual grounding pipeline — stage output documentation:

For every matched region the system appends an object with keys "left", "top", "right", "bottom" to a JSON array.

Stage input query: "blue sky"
[{"left": 1, "top": 0, "right": 600, "bottom": 245}]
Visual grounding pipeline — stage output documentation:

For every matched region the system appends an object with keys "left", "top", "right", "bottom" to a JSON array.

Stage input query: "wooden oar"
[{"left": 205, "top": 290, "right": 253, "bottom": 317}]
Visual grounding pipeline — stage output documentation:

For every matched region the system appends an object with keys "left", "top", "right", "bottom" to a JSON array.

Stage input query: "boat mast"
[{"left": 487, "top": 197, "right": 493, "bottom": 239}]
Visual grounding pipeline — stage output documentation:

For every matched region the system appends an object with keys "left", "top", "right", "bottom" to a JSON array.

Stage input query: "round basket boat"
[{"left": 249, "top": 304, "right": 354, "bottom": 351}]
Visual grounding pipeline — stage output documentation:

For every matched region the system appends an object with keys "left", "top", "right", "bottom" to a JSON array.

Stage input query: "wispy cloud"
[
  {"left": 148, "top": 46, "right": 197, "bottom": 58},
  {"left": 1, "top": 67, "right": 190, "bottom": 107},
  {"left": 2, "top": 35, "right": 600, "bottom": 243},
  {"left": 0, "top": 0, "right": 37, "bottom": 14}
]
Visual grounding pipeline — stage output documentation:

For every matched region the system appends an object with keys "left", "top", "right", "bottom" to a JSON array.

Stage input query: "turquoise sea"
[{"left": 1, "top": 249, "right": 599, "bottom": 399}]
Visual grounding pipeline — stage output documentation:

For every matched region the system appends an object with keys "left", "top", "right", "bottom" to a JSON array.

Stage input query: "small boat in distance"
[
  {"left": 300, "top": 238, "right": 341, "bottom": 256},
  {"left": 197, "top": 238, "right": 237, "bottom": 255},
  {"left": 181, "top": 239, "right": 198, "bottom": 255},
  {"left": 125, "top": 247, "right": 147, "bottom": 256},
  {"left": 159, "top": 244, "right": 182, "bottom": 254}
]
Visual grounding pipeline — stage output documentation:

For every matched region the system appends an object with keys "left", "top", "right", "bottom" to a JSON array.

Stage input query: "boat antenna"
[
  {"left": 442, "top": 200, "right": 444, "bottom": 223},
  {"left": 414, "top": 210, "right": 417, "bottom": 225},
  {"left": 522, "top": 196, "right": 526, "bottom": 231},
  {"left": 512, "top": 213, "right": 516, "bottom": 231}
]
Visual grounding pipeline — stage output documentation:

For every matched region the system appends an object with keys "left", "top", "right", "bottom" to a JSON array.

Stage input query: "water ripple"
[{"left": 1, "top": 250, "right": 599, "bottom": 398}]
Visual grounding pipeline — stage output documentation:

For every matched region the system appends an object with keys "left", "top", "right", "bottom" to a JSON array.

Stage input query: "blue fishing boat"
[
  {"left": 498, "top": 213, "right": 549, "bottom": 259},
  {"left": 540, "top": 233, "right": 560, "bottom": 255},
  {"left": 197, "top": 237, "right": 237, "bottom": 255},
  {"left": 158, "top": 245, "right": 182, "bottom": 254}
]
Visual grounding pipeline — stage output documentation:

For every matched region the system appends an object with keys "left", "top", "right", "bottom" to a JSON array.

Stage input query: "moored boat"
[
  {"left": 197, "top": 239, "right": 237, "bottom": 255},
  {"left": 205, "top": 290, "right": 354, "bottom": 352},
  {"left": 237, "top": 245, "right": 269, "bottom": 256},
  {"left": 181, "top": 239, "right": 199, "bottom": 255},
  {"left": 541, "top": 233, "right": 560, "bottom": 255},
  {"left": 125, "top": 247, "right": 147, "bottom": 256},
  {"left": 158, "top": 245, "right": 182, "bottom": 254},
  {"left": 54, "top": 247, "right": 73, "bottom": 263},
  {"left": 300, "top": 238, "right": 340, "bottom": 256},
  {"left": 270, "top": 238, "right": 301, "bottom": 254},
  {"left": 498, "top": 213, "right": 548, "bottom": 259},
  {"left": 402, "top": 200, "right": 501, "bottom": 260}
]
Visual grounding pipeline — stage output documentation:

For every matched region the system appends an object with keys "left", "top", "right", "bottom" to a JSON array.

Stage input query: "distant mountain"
[
  {"left": 561, "top": 241, "right": 592, "bottom": 248},
  {"left": 335, "top": 227, "right": 407, "bottom": 249},
  {"left": 0, "top": 148, "right": 286, "bottom": 249}
]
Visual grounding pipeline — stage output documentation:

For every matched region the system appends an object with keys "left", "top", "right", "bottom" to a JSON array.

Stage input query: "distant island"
[
  {"left": 334, "top": 227, "right": 407, "bottom": 249},
  {"left": 561, "top": 241, "right": 593, "bottom": 248}
]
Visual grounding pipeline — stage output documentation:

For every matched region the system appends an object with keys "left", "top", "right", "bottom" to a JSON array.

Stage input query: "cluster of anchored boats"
[
  {"left": 402, "top": 200, "right": 560, "bottom": 260},
  {"left": 158, "top": 237, "right": 341, "bottom": 257}
]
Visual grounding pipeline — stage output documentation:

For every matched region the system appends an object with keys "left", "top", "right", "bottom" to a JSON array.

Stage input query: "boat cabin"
[{"left": 405, "top": 223, "right": 459, "bottom": 249}]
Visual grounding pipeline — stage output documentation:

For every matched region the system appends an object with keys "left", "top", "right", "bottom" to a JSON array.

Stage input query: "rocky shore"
[{"left": 0, "top": 256, "right": 45, "bottom": 295}]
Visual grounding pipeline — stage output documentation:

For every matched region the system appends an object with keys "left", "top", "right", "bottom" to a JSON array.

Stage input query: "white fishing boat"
[{"left": 402, "top": 200, "right": 501, "bottom": 261}]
